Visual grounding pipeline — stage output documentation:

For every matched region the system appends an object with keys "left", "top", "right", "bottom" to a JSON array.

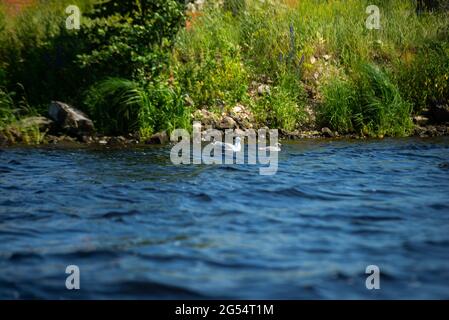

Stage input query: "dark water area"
[{"left": 1, "top": 138, "right": 449, "bottom": 299}]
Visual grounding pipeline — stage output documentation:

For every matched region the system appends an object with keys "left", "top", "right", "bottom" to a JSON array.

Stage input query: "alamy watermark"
[
  {"left": 65, "top": 5, "right": 81, "bottom": 30},
  {"left": 65, "top": 265, "right": 80, "bottom": 290},
  {"left": 170, "top": 122, "right": 280, "bottom": 175},
  {"left": 366, "top": 5, "right": 381, "bottom": 30},
  {"left": 365, "top": 265, "right": 381, "bottom": 290}
]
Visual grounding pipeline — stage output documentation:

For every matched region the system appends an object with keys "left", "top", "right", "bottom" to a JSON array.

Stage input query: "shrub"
[
  {"left": 85, "top": 77, "right": 190, "bottom": 137},
  {"left": 320, "top": 63, "right": 413, "bottom": 137},
  {"left": 395, "top": 41, "right": 449, "bottom": 111},
  {"left": 0, "top": 0, "right": 185, "bottom": 108},
  {"left": 319, "top": 78, "right": 357, "bottom": 133},
  {"left": 77, "top": 0, "right": 185, "bottom": 81},
  {"left": 251, "top": 73, "right": 307, "bottom": 132},
  {"left": 0, "top": 87, "right": 16, "bottom": 129}
]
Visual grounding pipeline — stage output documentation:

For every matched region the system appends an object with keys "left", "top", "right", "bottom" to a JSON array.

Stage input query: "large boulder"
[{"left": 48, "top": 101, "right": 94, "bottom": 137}]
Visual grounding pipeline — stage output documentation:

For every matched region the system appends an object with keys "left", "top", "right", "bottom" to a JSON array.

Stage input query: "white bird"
[
  {"left": 212, "top": 136, "right": 242, "bottom": 152},
  {"left": 259, "top": 142, "right": 282, "bottom": 152}
]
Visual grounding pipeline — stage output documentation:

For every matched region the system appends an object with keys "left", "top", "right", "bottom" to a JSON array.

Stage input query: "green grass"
[
  {"left": 319, "top": 63, "right": 414, "bottom": 137},
  {"left": 84, "top": 77, "right": 191, "bottom": 138},
  {"left": 0, "top": 87, "right": 16, "bottom": 129},
  {"left": 172, "top": 0, "right": 447, "bottom": 136}
]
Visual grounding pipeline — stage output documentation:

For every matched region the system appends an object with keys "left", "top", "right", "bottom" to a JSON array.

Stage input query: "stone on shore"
[
  {"left": 145, "top": 131, "right": 169, "bottom": 145},
  {"left": 48, "top": 101, "right": 94, "bottom": 137},
  {"left": 413, "top": 115, "right": 429, "bottom": 126},
  {"left": 216, "top": 115, "right": 237, "bottom": 129},
  {"left": 321, "top": 127, "right": 335, "bottom": 138}
]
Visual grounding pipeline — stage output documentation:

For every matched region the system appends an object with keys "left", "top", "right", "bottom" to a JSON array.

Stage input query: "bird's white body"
[
  {"left": 213, "top": 137, "right": 242, "bottom": 152},
  {"left": 259, "top": 143, "right": 282, "bottom": 152}
]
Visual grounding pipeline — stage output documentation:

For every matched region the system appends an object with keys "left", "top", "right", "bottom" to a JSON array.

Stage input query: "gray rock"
[
  {"left": 216, "top": 116, "right": 237, "bottom": 129},
  {"left": 108, "top": 136, "right": 127, "bottom": 145},
  {"left": 257, "top": 84, "right": 271, "bottom": 96},
  {"left": 413, "top": 115, "right": 429, "bottom": 126},
  {"left": 321, "top": 127, "right": 335, "bottom": 138},
  {"left": 146, "top": 131, "right": 169, "bottom": 145},
  {"left": 48, "top": 101, "right": 94, "bottom": 137}
]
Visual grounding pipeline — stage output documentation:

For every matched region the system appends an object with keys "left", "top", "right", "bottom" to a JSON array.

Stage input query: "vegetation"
[{"left": 0, "top": 0, "right": 448, "bottom": 143}]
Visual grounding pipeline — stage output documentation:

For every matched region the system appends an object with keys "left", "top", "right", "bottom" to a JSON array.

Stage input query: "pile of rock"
[{"left": 192, "top": 104, "right": 255, "bottom": 131}]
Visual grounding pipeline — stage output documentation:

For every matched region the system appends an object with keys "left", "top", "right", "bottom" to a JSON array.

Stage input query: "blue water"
[{"left": 1, "top": 138, "right": 449, "bottom": 299}]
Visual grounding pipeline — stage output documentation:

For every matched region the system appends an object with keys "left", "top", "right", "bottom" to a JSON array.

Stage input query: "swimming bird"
[
  {"left": 212, "top": 136, "right": 242, "bottom": 152},
  {"left": 259, "top": 142, "right": 282, "bottom": 152}
]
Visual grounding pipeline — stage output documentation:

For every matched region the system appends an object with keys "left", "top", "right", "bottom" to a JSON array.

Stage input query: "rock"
[
  {"left": 232, "top": 105, "right": 243, "bottom": 114},
  {"left": 48, "top": 101, "right": 94, "bottom": 137},
  {"left": 108, "top": 136, "right": 127, "bottom": 145},
  {"left": 45, "top": 135, "right": 60, "bottom": 144},
  {"left": 192, "top": 109, "right": 219, "bottom": 126},
  {"left": 234, "top": 128, "right": 246, "bottom": 136},
  {"left": 216, "top": 116, "right": 236, "bottom": 129},
  {"left": 81, "top": 135, "right": 94, "bottom": 144},
  {"left": 413, "top": 115, "right": 429, "bottom": 126},
  {"left": 321, "top": 127, "right": 335, "bottom": 138},
  {"left": 18, "top": 116, "right": 54, "bottom": 132},
  {"left": 282, "top": 130, "right": 301, "bottom": 139},
  {"left": 58, "top": 135, "right": 77, "bottom": 143},
  {"left": 229, "top": 104, "right": 255, "bottom": 130},
  {"left": 257, "top": 84, "right": 271, "bottom": 96},
  {"left": 146, "top": 131, "right": 169, "bottom": 145}
]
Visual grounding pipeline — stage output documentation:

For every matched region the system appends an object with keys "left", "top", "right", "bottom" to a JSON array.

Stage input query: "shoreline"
[
  {"left": 1, "top": 101, "right": 448, "bottom": 148},
  {"left": 1, "top": 124, "right": 448, "bottom": 150}
]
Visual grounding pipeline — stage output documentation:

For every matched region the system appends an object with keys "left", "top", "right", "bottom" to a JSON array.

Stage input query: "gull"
[
  {"left": 259, "top": 142, "right": 282, "bottom": 152},
  {"left": 212, "top": 137, "right": 242, "bottom": 152}
]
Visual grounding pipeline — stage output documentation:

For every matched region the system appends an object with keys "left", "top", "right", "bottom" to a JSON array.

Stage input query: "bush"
[
  {"left": 395, "top": 41, "right": 449, "bottom": 112},
  {"left": 0, "top": 88, "right": 15, "bottom": 129},
  {"left": 77, "top": 0, "right": 185, "bottom": 82},
  {"left": 251, "top": 73, "right": 307, "bottom": 132},
  {"left": 0, "top": 0, "right": 185, "bottom": 109},
  {"left": 85, "top": 77, "right": 190, "bottom": 137},
  {"left": 320, "top": 63, "right": 413, "bottom": 137},
  {"left": 319, "top": 79, "right": 357, "bottom": 133}
]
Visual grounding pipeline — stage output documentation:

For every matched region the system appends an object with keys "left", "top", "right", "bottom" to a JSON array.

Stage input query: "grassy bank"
[{"left": 1, "top": 0, "right": 448, "bottom": 143}]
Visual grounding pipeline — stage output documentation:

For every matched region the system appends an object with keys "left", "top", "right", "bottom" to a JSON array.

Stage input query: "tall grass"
[
  {"left": 0, "top": 88, "right": 16, "bottom": 129},
  {"left": 84, "top": 77, "right": 191, "bottom": 137},
  {"left": 173, "top": 0, "right": 448, "bottom": 135},
  {"left": 320, "top": 63, "right": 413, "bottom": 137}
]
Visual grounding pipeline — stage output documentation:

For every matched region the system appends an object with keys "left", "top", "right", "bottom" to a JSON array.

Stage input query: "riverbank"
[
  {"left": 1, "top": 0, "right": 448, "bottom": 146},
  {"left": 1, "top": 102, "right": 448, "bottom": 148}
]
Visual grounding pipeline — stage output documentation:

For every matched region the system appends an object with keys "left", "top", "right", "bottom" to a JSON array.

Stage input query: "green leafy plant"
[
  {"left": 85, "top": 76, "right": 190, "bottom": 137},
  {"left": 320, "top": 63, "right": 413, "bottom": 137}
]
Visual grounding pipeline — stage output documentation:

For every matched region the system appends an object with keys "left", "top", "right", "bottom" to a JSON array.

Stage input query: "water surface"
[{"left": 1, "top": 138, "right": 449, "bottom": 299}]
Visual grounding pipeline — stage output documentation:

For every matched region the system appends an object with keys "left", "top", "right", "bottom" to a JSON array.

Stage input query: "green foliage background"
[{"left": 0, "top": 0, "right": 448, "bottom": 141}]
